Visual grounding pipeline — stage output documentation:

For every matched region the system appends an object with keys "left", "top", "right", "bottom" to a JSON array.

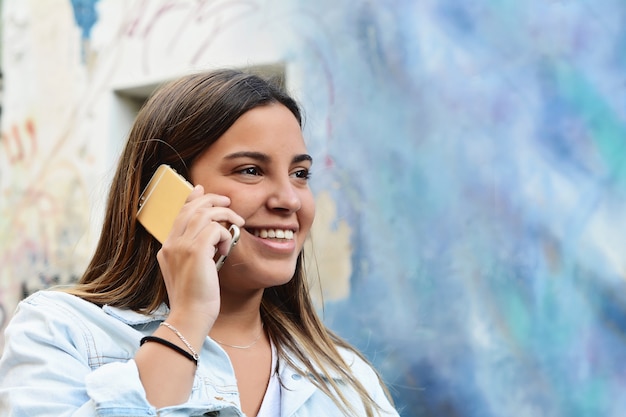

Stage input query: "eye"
[
  {"left": 291, "top": 168, "right": 311, "bottom": 180},
  {"left": 237, "top": 166, "right": 262, "bottom": 176}
]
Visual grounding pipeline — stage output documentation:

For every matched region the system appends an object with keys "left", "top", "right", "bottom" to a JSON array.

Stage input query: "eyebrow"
[{"left": 224, "top": 151, "right": 313, "bottom": 165}]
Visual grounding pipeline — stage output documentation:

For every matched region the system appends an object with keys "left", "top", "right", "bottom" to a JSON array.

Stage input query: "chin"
[
  {"left": 222, "top": 261, "right": 297, "bottom": 289},
  {"left": 256, "top": 268, "right": 296, "bottom": 288},
  {"left": 272, "top": 273, "right": 296, "bottom": 287}
]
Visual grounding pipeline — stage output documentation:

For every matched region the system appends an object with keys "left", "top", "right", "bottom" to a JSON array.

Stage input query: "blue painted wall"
[{"left": 289, "top": 1, "right": 626, "bottom": 416}]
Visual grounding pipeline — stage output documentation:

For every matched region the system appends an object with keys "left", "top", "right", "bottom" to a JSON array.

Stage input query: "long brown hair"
[{"left": 68, "top": 69, "right": 391, "bottom": 416}]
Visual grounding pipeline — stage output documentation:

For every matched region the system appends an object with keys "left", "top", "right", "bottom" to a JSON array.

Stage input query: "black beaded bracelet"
[{"left": 140, "top": 336, "right": 198, "bottom": 365}]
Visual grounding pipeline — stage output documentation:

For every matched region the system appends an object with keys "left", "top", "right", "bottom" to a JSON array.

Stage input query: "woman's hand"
[
  {"left": 157, "top": 185, "right": 245, "bottom": 331},
  {"left": 137, "top": 185, "right": 244, "bottom": 408}
]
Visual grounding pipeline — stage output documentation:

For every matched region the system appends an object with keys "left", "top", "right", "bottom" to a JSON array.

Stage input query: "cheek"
[
  {"left": 225, "top": 191, "right": 260, "bottom": 218},
  {"left": 299, "top": 194, "right": 316, "bottom": 233}
]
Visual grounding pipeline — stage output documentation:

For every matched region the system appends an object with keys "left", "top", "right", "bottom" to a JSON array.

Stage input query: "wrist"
[{"left": 163, "top": 310, "right": 217, "bottom": 352}]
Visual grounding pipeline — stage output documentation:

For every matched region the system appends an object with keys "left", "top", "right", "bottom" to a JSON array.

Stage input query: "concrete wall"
[{"left": 3, "top": 1, "right": 626, "bottom": 416}]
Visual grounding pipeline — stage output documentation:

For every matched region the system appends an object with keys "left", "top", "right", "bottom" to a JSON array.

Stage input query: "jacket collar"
[{"left": 278, "top": 347, "right": 349, "bottom": 417}]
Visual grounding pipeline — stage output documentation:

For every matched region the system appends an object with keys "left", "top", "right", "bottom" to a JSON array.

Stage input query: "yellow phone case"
[{"left": 136, "top": 164, "right": 194, "bottom": 243}]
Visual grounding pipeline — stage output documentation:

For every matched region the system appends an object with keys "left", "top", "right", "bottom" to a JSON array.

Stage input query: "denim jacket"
[{"left": 0, "top": 291, "right": 399, "bottom": 417}]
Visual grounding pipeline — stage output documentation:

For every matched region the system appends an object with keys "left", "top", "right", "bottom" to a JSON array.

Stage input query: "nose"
[{"left": 267, "top": 177, "right": 301, "bottom": 213}]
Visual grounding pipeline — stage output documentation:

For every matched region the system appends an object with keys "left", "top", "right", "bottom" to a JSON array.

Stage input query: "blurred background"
[{"left": 2, "top": 0, "right": 626, "bottom": 416}]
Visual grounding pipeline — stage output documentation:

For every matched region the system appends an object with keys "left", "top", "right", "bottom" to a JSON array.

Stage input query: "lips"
[{"left": 249, "top": 228, "right": 295, "bottom": 240}]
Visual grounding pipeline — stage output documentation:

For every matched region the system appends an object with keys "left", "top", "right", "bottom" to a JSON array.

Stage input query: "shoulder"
[
  {"left": 20, "top": 288, "right": 96, "bottom": 307},
  {"left": 13, "top": 289, "right": 104, "bottom": 323},
  {"left": 280, "top": 342, "right": 385, "bottom": 390},
  {"left": 1, "top": 291, "right": 104, "bottom": 370},
  {"left": 336, "top": 346, "right": 399, "bottom": 415},
  {"left": 336, "top": 345, "right": 379, "bottom": 380},
  {"left": 5, "top": 290, "right": 105, "bottom": 344},
  {"left": 278, "top": 343, "right": 399, "bottom": 416},
  {"left": 3, "top": 290, "right": 145, "bottom": 370},
  {"left": 9, "top": 289, "right": 160, "bottom": 339},
  {"left": 14, "top": 289, "right": 98, "bottom": 316}
]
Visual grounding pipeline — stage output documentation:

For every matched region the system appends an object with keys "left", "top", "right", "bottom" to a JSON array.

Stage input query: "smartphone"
[
  {"left": 136, "top": 164, "right": 240, "bottom": 270},
  {"left": 137, "top": 164, "right": 194, "bottom": 244}
]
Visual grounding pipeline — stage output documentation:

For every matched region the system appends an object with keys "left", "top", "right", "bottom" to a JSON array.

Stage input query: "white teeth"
[{"left": 255, "top": 228, "right": 294, "bottom": 240}]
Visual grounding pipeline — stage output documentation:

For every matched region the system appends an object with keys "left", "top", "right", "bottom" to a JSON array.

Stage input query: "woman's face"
[{"left": 190, "top": 103, "right": 315, "bottom": 291}]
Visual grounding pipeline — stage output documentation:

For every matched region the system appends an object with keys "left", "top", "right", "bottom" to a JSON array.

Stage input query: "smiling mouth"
[{"left": 249, "top": 228, "right": 295, "bottom": 240}]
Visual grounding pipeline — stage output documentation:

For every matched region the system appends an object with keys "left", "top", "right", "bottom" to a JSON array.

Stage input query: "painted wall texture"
[{"left": 2, "top": 0, "right": 626, "bottom": 416}]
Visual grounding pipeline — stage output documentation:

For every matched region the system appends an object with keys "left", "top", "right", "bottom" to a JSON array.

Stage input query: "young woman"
[{"left": 0, "top": 69, "right": 399, "bottom": 417}]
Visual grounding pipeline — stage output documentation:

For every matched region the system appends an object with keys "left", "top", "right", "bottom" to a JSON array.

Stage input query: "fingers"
[
  {"left": 181, "top": 207, "right": 244, "bottom": 252},
  {"left": 184, "top": 184, "right": 231, "bottom": 210},
  {"left": 186, "top": 184, "right": 205, "bottom": 201},
  {"left": 168, "top": 185, "right": 244, "bottom": 242},
  {"left": 156, "top": 186, "right": 242, "bottom": 321},
  {"left": 182, "top": 207, "right": 240, "bottom": 240}
]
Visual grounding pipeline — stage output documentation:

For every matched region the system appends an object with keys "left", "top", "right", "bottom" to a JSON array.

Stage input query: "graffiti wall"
[{"left": 2, "top": 0, "right": 626, "bottom": 416}]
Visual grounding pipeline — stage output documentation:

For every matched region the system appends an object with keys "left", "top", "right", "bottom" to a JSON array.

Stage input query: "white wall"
[{"left": 0, "top": 0, "right": 349, "bottom": 349}]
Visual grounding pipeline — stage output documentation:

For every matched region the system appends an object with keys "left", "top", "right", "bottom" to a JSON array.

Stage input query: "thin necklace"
[{"left": 214, "top": 323, "right": 264, "bottom": 350}]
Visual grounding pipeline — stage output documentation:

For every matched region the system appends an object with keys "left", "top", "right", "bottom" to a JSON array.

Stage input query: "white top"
[{"left": 256, "top": 342, "right": 281, "bottom": 417}]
